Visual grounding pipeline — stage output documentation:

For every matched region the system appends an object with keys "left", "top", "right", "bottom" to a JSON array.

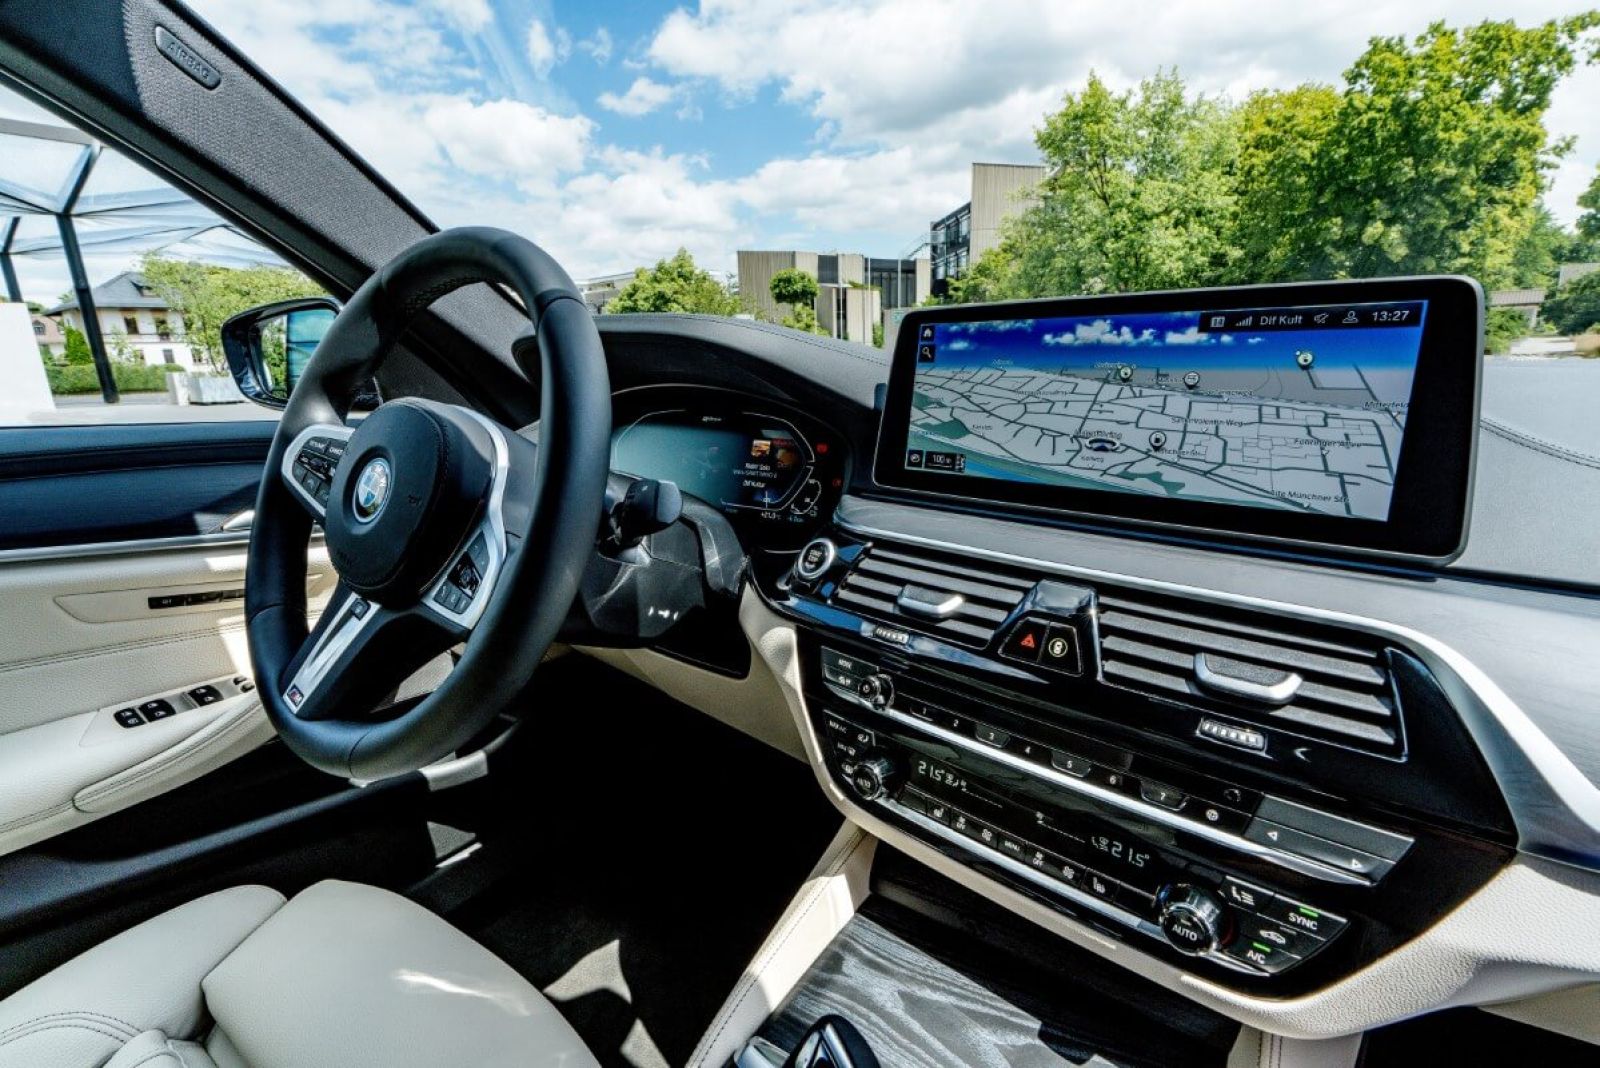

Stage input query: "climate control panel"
[{"left": 806, "top": 644, "right": 1444, "bottom": 984}]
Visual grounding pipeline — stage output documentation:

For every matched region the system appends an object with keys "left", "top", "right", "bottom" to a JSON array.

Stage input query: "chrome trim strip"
[
  {"left": 0, "top": 530, "right": 268, "bottom": 564},
  {"left": 891, "top": 800, "right": 1258, "bottom": 975},
  {"left": 856, "top": 693, "right": 1368, "bottom": 887},
  {"left": 836, "top": 510, "right": 1600, "bottom": 872},
  {"left": 282, "top": 593, "right": 378, "bottom": 709}
]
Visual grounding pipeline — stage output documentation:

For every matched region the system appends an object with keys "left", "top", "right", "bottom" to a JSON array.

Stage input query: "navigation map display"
[{"left": 902, "top": 301, "right": 1425, "bottom": 521}]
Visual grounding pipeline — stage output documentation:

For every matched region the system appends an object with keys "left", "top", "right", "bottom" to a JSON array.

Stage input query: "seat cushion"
[
  {"left": 202, "top": 880, "right": 597, "bottom": 1068},
  {"left": 0, "top": 881, "right": 598, "bottom": 1068},
  {"left": 0, "top": 885, "right": 285, "bottom": 1068}
]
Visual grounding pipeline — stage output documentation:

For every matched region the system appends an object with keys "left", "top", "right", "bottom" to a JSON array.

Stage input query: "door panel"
[
  {"left": 0, "top": 423, "right": 277, "bottom": 551},
  {"left": 0, "top": 539, "right": 335, "bottom": 855}
]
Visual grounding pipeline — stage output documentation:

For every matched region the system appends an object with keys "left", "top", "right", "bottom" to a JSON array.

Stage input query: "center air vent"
[
  {"left": 1096, "top": 588, "right": 1404, "bottom": 758},
  {"left": 831, "top": 543, "right": 1032, "bottom": 648}
]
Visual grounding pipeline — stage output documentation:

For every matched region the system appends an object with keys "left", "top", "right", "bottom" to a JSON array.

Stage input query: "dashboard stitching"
[{"left": 1481, "top": 416, "right": 1600, "bottom": 471}]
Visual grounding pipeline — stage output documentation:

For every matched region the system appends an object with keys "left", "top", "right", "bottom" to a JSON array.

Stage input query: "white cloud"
[
  {"left": 424, "top": 98, "right": 593, "bottom": 178},
  {"left": 644, "top": 0, "right": 1600, "bottom": 221},
  {"left": 1044, "top": 320, "right": 1155, "bottom": 346},
  {"left": 525, "top": 17, "right": 571, "bottom": 78},
  {"left": 430, "top": 0, "right": 491, "bottom": 31},
  {"left": 598, "top": 77, "right": 678, "bottom": 117},
  {"left": 1163, "top": 326, "right": 1207, "bottom": 345},
  {"left": 578, "top": 27, "right": 614, "bottom": 65}
]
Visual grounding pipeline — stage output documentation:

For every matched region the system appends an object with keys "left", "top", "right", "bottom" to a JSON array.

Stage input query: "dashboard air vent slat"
[
  {"left": 1097, "top": 588, "right": 1402, "bottom": 757},
  {"left": 832, "top": 543, "right": 1032, "bottom": 648}
]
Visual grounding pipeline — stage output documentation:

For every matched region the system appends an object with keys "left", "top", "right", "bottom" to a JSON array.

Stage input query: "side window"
[{"left": 0, "top": 86, "right": 327, "bottom": 427}]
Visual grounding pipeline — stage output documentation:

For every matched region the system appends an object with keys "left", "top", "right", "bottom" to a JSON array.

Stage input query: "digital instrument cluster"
[{"left": 610, "top": 388, "right": 848, "bottom": 550}]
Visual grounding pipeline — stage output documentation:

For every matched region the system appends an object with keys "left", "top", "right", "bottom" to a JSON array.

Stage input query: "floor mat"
[{"left": 437, "top": 654, "right": 841, "bottom": 1068}]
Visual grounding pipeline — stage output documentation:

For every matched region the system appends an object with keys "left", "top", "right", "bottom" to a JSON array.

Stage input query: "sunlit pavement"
[
  {"left": 25, "top": 393, "right": 276, "bottom": 425},
  {"left": 1506, "top": 336, "right": 1579, "bottom": 357}
]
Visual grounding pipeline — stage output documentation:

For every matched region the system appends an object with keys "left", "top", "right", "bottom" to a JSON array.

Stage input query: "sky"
[
  {"left": 927, "top": 312, "right": 1427, "bottom": 372},
  {"left": 5, "top": 0, "right": 1600, "bottom": 299}
]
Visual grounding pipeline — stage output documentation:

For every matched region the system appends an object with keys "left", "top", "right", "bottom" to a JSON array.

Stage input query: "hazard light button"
[{"left": 999, "top": 618, "right": 1050, "bottom": 664}]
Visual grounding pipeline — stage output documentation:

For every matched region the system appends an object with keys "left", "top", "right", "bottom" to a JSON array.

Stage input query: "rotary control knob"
[
  {"left": 855, "top": 673, "right": 894, "bottom": 710},
  {"left": 1158, "top": 885, "right": 1226, "bottom": 956},
  {"left": 848, "top": 756, "right": 898, "bottom": 802}
]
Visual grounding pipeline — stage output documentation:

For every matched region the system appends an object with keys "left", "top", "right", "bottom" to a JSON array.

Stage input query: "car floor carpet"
[{"left": 426, "top": 654, "right": 841, "bottom": 1068}]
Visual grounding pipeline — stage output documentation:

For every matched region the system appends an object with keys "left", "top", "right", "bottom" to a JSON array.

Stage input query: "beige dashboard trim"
[
  {"left": 738, "top": 592, "right": 1600, "bottom": 1041},
  {"left": 688, "top": 822, "right": 875, "bottom": 1067}
]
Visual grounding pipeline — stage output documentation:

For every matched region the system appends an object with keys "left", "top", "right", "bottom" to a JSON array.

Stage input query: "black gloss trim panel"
[{"left": 0, "top": 421, "right": 275, "bottom": 549}]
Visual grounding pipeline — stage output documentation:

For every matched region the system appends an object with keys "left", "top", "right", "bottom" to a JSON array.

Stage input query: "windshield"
[{"left": 1, "top": 4, "right": 1598, "bottom": 517}]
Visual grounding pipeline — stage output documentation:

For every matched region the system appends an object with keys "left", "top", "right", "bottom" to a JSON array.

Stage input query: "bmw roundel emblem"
[{"left": 352, "top": 457, "right": 392, "bottom": 523}]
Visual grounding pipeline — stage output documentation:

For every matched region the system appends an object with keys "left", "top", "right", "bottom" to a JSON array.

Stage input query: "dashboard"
[{"left": 587, "top": 298, "right": 1600, "bottom": 1038}]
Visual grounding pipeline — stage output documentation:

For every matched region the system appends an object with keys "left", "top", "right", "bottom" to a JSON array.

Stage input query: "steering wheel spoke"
[
  {"left": 280, "top": 590, "right": 459, "bottom": 722},
  {"left": 280, "top": 422, "right": 354, "bottom": 520}
]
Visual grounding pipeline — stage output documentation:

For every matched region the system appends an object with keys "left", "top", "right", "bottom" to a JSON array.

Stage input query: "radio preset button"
[
  {"left": 974, "top": 723, "right": 1011, "bottom": 749},
  {"left": 1051, "top": 751, "right": 1094, "bottom": 778},
  {"left": 1139, "top": 780, "right": 1187, "bottom": 810}
]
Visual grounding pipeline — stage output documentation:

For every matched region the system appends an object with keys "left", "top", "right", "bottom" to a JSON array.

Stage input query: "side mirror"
[{"left": 221, "top": 297, "right": 355, "bottom": 409}]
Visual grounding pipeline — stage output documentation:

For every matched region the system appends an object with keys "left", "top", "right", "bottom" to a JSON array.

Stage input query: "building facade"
[
  {"left": 578, "top": 270, "right": 638, "bottom": 314},
  {"left": 930, "top": 162, "right": 1047, "bottom": 296},
  {"left": 737, "top": 249, "right": 927, "bottom": 345},
  {"left": 46, "top": 272, "right": 195, "bottom": 368}
]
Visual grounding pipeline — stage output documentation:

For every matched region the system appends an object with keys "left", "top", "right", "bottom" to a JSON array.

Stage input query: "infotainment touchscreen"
[{"left": 875, "top": 279, "right": 1482, "bottom": 561}]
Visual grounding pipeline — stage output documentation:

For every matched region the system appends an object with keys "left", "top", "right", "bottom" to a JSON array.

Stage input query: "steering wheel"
[{"left": 245, "top": 227, "right": 611, "bottom": 779}]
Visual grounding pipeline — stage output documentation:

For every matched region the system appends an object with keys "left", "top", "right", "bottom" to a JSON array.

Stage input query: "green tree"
[
  {"left": 140, "top": 254, "right": 324, "bottom": 369},
  {"left": 1249, "top": 16, "right": 1599, "bottom": 288},
  {"left": 1574, "top": 166, "right": 1600, "bottom": 261},
  {"left": 605, "top": 249, "right": 741, "bottom": 315},
  {"left": 62, "top": 325, "right": 92, "bottom": 365},
  {"left": 1485, "top": 308, "right": 1531, "bottom": 353},
  {"left": 1507, "top": 206, "right": 1580, "bottom": 289},
  {"left": 769, "top": 267, "right": 819, "bottom": 309},
  {"left": 1543, "top": 271, "right": 1600, "bottom": 334},
  {"left": 768, "top": 267, "right": 826, "bottom": 333},
  {"left": 960, "top": 70, "right": 1241, "bottom": 301}
]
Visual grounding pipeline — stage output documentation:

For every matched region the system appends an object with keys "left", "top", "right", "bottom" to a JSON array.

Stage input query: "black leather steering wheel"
[{"left": 245, "top": 227, "right": 611, "bottom": 779}]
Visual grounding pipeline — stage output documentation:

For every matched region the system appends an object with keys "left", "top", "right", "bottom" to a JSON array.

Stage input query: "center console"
[{"left": 765, "top": 530, "right": 1513, "bottom": 995}]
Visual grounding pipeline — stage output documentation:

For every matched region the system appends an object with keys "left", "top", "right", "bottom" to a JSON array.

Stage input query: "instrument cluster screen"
[{"left": 611, "top": 404, "right": 845, "bottom": 548}]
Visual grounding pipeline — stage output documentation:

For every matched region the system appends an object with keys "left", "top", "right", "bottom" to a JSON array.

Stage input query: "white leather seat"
[{"left": 0, "top": 881, "right": 599, "bottom": 1068}]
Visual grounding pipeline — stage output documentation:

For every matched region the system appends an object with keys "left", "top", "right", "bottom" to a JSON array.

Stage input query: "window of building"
[
  {"left": 121, "top": 315, "right": 138, "bottom": 334},
  {"left": 161, "top": 348, "right": 175, "bottom": 364}
]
